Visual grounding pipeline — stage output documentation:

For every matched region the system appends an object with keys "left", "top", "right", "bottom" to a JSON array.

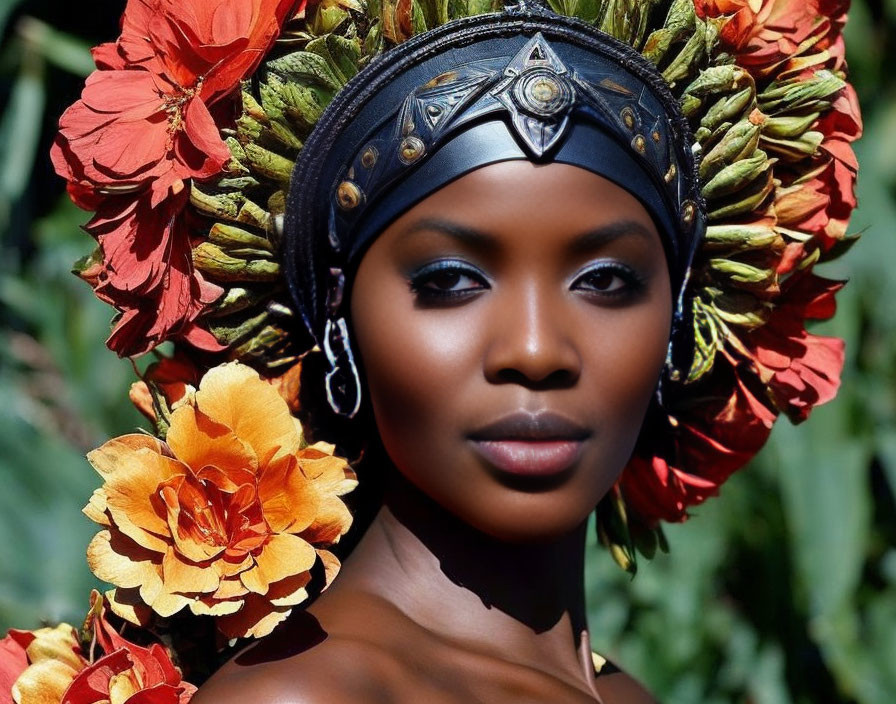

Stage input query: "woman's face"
[{"left": 350, "top": 161, "right": 672, "bottom": 542}]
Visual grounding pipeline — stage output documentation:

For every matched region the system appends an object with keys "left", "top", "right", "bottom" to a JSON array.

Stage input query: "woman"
[
  {"left": 193, "top": 6, "right": 815, "bottom": 701},
  {"left": 43, "top": 0, "right": 859, "bottom": 702}
]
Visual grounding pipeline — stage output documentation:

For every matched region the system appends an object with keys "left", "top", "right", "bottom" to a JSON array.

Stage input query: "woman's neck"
[{"left": 323, "top": 472, "right": 593, "bottom": 684}]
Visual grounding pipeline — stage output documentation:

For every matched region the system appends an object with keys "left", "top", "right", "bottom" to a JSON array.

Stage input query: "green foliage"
[{"left": 0, "top": 2, "right": 894, "bottom": 702}]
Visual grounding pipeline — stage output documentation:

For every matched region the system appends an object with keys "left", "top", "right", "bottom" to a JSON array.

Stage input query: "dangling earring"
[{"left": 323, "top": 316, "right": 362, "bottom": 418}]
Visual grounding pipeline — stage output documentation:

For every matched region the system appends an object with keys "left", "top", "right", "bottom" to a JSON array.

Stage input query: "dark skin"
[{"left": 195, "top": 161, "right": 671, "bottom": 703}]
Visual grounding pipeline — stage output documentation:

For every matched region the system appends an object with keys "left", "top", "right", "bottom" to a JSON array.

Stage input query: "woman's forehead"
[{"left": 375, "top": 161, "right": 663, "bottom": 255}]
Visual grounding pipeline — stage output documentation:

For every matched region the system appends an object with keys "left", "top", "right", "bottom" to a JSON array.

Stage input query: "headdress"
[
  {"left": 284, "top": 11, "right": 706, "bottom": 417},
  {"left": 50, "top": 0, "right": 860, "bottom": 645}
]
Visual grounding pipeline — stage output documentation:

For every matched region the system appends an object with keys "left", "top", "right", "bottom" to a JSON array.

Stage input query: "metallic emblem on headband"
[
  {"left": 398, "top": 135, "right": 426, "bottom": 164},
  {"left": 360, "top": 146, "right": 378, "bottom": 169},
  {"left": 491, "top": 34, "right": 576, "bottom": 157},
  {"left": 336, "top": 180, "right": 363, "bottom": 210}
]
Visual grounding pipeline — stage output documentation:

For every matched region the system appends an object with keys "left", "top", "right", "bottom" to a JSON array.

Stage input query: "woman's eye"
[
  {"left": 572, "top": 264, "right": 643, "bottom": 297},
  {"left": 409, "top": 261, "right": 489, "bottom": 302}
]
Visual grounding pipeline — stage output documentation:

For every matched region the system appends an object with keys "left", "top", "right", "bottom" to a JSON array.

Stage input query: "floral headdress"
[{"left": 3, "top": 0, "right": 860, "bottom": 696}]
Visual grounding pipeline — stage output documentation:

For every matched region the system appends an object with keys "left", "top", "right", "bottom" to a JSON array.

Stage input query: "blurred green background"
[{"left": 0, "top": 0, "right": 893, "bottom": 701}]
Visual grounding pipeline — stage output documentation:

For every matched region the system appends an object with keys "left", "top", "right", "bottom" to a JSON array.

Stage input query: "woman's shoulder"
[{"left": 192, "top": 630, "right": 401, "bottom": 704}]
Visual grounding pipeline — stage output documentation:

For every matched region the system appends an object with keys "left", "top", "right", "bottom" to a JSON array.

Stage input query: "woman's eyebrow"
[
  {"left": 568, "top": 220, "right": 656, "bottom": 254},
  {"left": 397, "top": 218, "right": 497, "bottom": 250}
]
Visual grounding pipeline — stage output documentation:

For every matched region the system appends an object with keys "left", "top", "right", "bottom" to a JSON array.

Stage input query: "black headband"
[{"left": 285, "top": 7, "right": 705, "bottom": 409}]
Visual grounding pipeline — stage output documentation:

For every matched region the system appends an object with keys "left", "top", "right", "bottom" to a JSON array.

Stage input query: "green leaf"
[
  {"left": 16, "top": 17, "right": 94, "bottom": 77},
  {"left": 0, "top": 39, "right": 45, "bottom": 232}
]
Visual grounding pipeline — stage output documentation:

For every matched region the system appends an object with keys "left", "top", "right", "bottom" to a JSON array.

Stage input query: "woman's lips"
[
  {"left": 467, "top": 411, "right": 590, "bottom": 477},
  {"left": 470, "top": 439, "right": 585, "bottom": 477}
]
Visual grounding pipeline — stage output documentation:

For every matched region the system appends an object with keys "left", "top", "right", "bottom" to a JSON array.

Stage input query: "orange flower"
[
  {"left": 1, "top": 625, "right": 86, "bottom": 704},
  {"left": 85, "top": 362, "right": 356, "bottom": 639}
]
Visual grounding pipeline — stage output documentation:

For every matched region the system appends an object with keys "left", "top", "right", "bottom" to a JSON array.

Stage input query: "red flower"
[
  {"left": 621, "top": 374, "right": 776, "bottom": 524},
  {"left": 129, "top": 350, "right": 202, "bottom": 423},
  {"left": 696, "top": 0, "right": 850, "bottom": 76},
  {"left": 1, "top": 625, "right": 88, "bottom": 704},
  {"left": 51, "top": 0, "right": 298, "bottom": 356},
  {"left": 53, "top": 0, "right": 298, "bottom": 202},
  {"left": 744, "top": 272, "right": 845, "bottom": 422},
  {"left": 62, "top": 594, "right": 195, "bottom": 704},
  {"left": 0, "top": 595, "right": 196, "bottom": 704},
  {"left": 0, "top": 632, "right": 29, "bottom": 703},
  {"left": 80, "top": 192, "right": 223, "bottom": 355}
]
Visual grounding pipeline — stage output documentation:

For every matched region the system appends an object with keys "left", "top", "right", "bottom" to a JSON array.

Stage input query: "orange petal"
[
  {"left": 95, "top": 443, "right": 185, "bottom": 552},
  {"left": 23, "top": 624, "right": 84, "bottom": 672},
  {"left": 210, "top": 577, "right": 250, "bottom": 601},
  {"left": 87, "top": 435, "right": 171, "bottom": 480},
  {"left": 300, "top": 496, "right": 353, "bottom": 546},
  {"left": 258, "top": 457, "right": 318, "bottom": 534},
  {"left": 217, "top": 552, "right": 254, "bottom": 578},
  {"left": 316, "top": 549, "right": 341, "bottom": 591},
  {"left": 87, "top": 530, "right": 163, "bottom": 590},
  {"left": 240, "top": 533, "right": 315, "bottom": 595},
  {"left": 125, "top": 558, "right": 192, "bottom": 619},
  {"left": 105, "top": 587, "right": 152, "bottom": 626},
  {"left": 166, "top": 403, "right": 258, "bottom": 476},
  {"left": 187, "top": 596, "right": 243, "bottom": 617},
  {"left": 11, "top": 658, "right": 81, "bottom": 704},
  {"left": 82, "top": 488, "right": 111, "bottom": 527},
  {"left": 267, "top": 572, "right": 311, "bottom": 608},
  {"left": 161, "top": 547, "right": 221, "bottom": 595},
  {"left": 301, "top": 451, "right": 358, "bottom": 496},
  {"left": 157, "top": 477, "right": 226, "bottom": 563},
  {"left": 216, "top": 594, "right": 291, "bottom": 639},
  {"left": 194, "top": 363, "right": 301, "bottom": 463}
]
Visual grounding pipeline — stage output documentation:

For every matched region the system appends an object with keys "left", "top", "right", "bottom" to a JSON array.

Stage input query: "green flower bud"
[{"left": 192, "top": 242, "right": 281, "bottom": 282}]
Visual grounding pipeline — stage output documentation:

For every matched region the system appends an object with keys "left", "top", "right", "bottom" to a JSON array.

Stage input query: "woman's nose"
[{"left": 483, "top": 283, "right": 581, "bottom": 388}]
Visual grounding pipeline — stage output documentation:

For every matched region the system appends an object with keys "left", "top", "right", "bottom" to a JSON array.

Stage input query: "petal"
[
  {"left": 12, "top": 658, "right": 82, "bottom": 704},
  {"left": 87, "top": 530, "right": 164, "bottom": 590},
  {"left": 83, "top": 488, "right": 111, "bottom": 527},
  {"left": 210, "top": 577, "right": 250, "bottom": 601},
  {"left": 0, "top": 635, "right": 28, "bottom": 694},
  {"left": 187, "top": 597, "right": 243, "bottom": 617},
  {"left": 300, "top": 495, "right": 353, "bottom": 546},
  {"left": 257, "top": 457, "right": 318, "bottom": 534},
  {"left": 103, "top": 453, "right": 187, "bottom": 554},
  {"left": 195, "top": 364, "right": 302, "bottom": 463},
  {"left": 267, "top": 572, "right": 311, "bottom": 608},
  {"left": 240, "top": 533, "right": 315, "bottom": 596},
  {"left": 156, "top": 476, "right": 227, "bottom": 563},
  {"left": 215, "top": 594, "right": 291, "bottom": 640},
  {"left": 87, "top": 436, "right": 181, "bottom": 548},
  {"left": 166, "top": 403, "right": 258, "bottom": 476},
  {"left": 161, "top": 547, "right": 221, "bottom": 595},
  {"left": 24, "top": 625, "right": 84, "bottom": 672},
  {"left": 316, "top": 549, "right": 341, "bottom": 591},
  {"left": 177, "top": 97, "right": 230, "bottom": 178},
  {"left": 105, "top": 587, "right": 153, "bottom": 627}
]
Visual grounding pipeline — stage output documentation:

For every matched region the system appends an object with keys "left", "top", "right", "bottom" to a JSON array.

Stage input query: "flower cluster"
[
  {"left": 0, "top": 593, "right": 195, "bottom": 704},
  {"left": 51, "top": 0, "right": 299, "bottom": 356},
  {"left": 617, "top": 0, "right": 861, "bottom": 528},
  {"left": 25, "top": 3, "right": 859, "bottom": 690},
  {"left": 84, "top": 363, "right": 356, "bottom": 639}
]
